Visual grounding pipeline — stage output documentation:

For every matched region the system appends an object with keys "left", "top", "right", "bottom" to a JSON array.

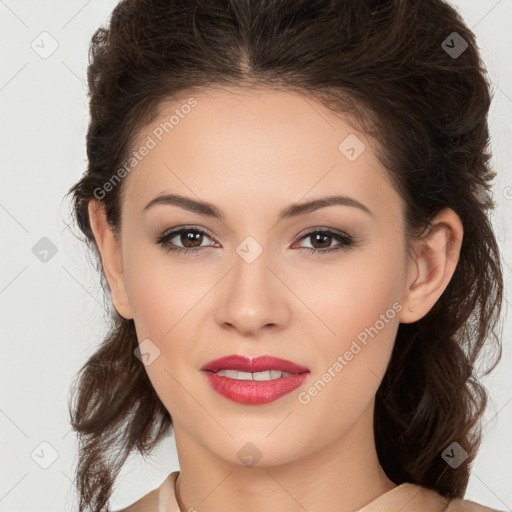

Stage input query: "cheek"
[
  {"left": 295, "top": 301, "right": 399, "bottom": 435},
  {"left": 300, "top": 247, "right": 404, "bottom": 398},
  {"left": 122, "top": 247, "right": 198, "bottom": 414},
  {"left": 123, "top": 242, "right": 207, "bottom": 339},
  {"left": 122, "top": 246, "right": 208, "bottom": 399},
  {"left": 300, "top": 244, "right": 404, "bottom": 341}
]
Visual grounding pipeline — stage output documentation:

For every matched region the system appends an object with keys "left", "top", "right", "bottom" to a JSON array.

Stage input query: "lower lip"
[{"left": 202, "top": 371, "right": 310, "bottom": 404}]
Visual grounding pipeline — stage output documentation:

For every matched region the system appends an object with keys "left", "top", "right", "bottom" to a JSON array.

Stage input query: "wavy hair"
[{"left": 66, "top": 0, "right": 504, "bottom": 510}]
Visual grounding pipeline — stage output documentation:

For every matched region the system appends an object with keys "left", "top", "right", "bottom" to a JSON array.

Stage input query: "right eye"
[{"left": 155, "top": 226, "right": 217, "bottom": 255}]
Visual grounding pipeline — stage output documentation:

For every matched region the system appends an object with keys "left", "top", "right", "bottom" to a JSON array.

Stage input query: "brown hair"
[{"left": 66, "top": 0, "right": 504, "bottom": 510}]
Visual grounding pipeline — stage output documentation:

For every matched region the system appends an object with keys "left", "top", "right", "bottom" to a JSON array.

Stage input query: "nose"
[{"left": 214, "top": 249, "right": 291, "bottom": 336}]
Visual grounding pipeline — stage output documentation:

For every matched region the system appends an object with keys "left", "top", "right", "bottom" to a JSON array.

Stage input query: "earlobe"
[
  {"left": 399, "top": 208, "right": 463, "bottom": 324},
  {"left": 87, "top": 199, "right": 134, "bottom": 320}
]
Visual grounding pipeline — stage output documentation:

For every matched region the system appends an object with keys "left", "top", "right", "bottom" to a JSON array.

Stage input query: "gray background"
[{"left": 0, "top": 1, "right": 510, "bottom": 510}]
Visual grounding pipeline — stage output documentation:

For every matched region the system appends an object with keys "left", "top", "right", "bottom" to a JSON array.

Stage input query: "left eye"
[
  {"left": 294, "top": 229, "right": 355, "bottom": 254},
  {"left": 155, "top": 226, "right": 356, "bottom": 256}
]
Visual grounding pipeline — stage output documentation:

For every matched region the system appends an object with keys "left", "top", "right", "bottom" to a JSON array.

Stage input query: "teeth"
[{"left": 214, "top": 369, "right": 294, "bottom": 380}]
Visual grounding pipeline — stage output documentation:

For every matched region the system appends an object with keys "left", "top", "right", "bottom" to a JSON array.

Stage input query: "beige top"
[{"left": 115, "top": 471, "right": 502, "bottom": 512}]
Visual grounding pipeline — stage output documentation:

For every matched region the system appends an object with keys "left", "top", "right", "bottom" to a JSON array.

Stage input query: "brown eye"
[
  {"left": 156, "top": 226, "right": 215, "bottom": 254},
  {"left": 295, "top": 228, "right": 356, "bottom": 256},
  {"left": 309, "top": 232, "right": 333, "bottom": 249},
  {"left": 179, "top": 230, "right": 204, "bottom": 248},
  {"left": 155, "top": 226, "right": 356, "bottom": 256}
]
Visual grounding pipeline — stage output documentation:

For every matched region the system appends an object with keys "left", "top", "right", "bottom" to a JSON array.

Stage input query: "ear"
[
  {"left": 399, "top": 207, "right": 463, "bottom": 324},
  {"left": 88, "top": 199, "right": 134, "bottom": 320}
]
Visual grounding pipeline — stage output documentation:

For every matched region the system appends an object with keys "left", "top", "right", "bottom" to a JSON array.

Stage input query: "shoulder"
[
  {"left": 358, "top": 482, "right": 503, "bottom": 512},
  {"left": 444, "top": 497, "right": 505, "bottom": 512},
  {"left": 395, "top": 483, "right": 503, "bottom": 512},
  {"left": 403, "top": 484, "right": 503, "bottom": 512},
  {"left": 116, "top": 487, "right": 159, "bottom": 512},
  {"left": 113, "top": 471, "right": 180, "bottom": 512}
]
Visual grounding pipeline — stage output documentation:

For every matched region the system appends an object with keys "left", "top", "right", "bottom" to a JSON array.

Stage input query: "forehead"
[{"left": 121, "top": 87, "right": 403, "bottom": 222}]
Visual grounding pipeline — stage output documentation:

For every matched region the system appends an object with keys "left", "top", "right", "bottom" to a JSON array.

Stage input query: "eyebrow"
[{"left": 142, "top": 193, "right": 373, "bottom": 219}]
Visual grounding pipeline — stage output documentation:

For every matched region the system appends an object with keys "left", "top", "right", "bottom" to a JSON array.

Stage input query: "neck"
[{"left": 172, "top": 400, "right": 396, "bottom": 512}]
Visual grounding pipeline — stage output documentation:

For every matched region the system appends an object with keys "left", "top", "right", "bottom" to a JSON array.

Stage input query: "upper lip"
[{"left": 200, "top": 355, "right": 310, "bottom": 374}]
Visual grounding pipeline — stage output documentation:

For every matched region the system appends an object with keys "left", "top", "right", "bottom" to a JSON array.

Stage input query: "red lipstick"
[
  {"left": 200, "top": 355, "right": 310, "bottom": 405},
  {"left": 200, "top": 355, "right": 310, "bottom": 374}
]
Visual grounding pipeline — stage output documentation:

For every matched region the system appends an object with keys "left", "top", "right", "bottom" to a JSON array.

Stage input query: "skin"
[{"left": 88, "top": 87, "right": 463, "bottom": 512}]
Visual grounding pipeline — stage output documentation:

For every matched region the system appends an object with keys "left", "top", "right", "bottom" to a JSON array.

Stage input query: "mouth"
[
  {"left": 204, "top": 369, "right": 298, "bottom": 380},
  {"left": 200, "top": 354, "right": 310, "bottom": 375},
  {"left": 200, "top": 354, "right": 311, "bottom": 405}
]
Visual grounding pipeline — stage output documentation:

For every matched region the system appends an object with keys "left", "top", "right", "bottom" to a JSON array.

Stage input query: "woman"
[{"left": 66, "top": 0, "right": 505, "bottom": 511}]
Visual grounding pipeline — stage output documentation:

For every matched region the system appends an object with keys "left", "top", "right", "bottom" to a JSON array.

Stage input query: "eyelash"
[{"left": 154, "top": 226, "right": 356, "bottom": 257}]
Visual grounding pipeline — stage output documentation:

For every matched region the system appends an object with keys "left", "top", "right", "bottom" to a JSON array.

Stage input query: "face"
[{"left": 95, "top": 87, "right": 418, "bottom": 466}]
